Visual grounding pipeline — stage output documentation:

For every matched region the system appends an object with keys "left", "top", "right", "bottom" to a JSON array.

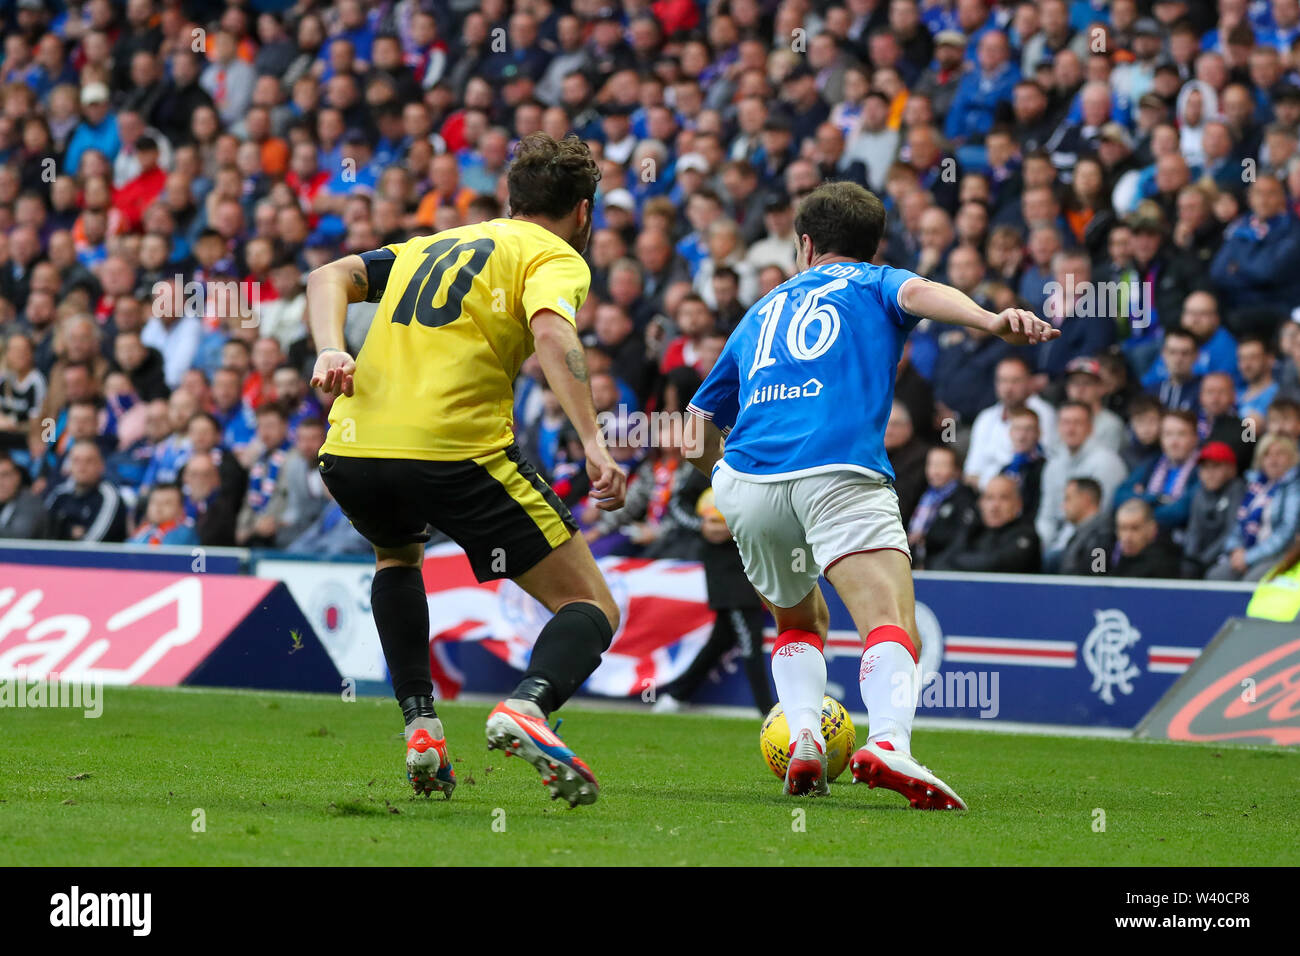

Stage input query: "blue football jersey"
[{"left": 688, "top": 261, "right": 922, "bottom": 482}]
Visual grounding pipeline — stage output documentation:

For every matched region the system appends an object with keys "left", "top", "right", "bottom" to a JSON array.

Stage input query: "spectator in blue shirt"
[
  {"left": 676, "top": 189, "right": 724, "bottom": 277},
  {"left": 1141, "top": 292, "right": 1240, "bottom": 390},
  {"left": 211, "top": 365, "right": 257, "bottom": 453},
  {"left": 1038, "top": 249, "right": 1118, "bottom": 381},
  {"left": 1207, "top": 433, "right": 1300, "bottom": 579},
  {"left": 330, "top": 0, "right": 376, "bottom": 64},
  {"left": 956, "top": 0, "right": 996, "bottom": 58},
  {"left": 1210, "top": 175, "right": 1300, "bottom": 316},
  {"left": 141, "top": 389, "right": 199, "bottom": 492},
  {"left": 1237, "top": 334, "right": 1281, "bottom": 421},
  {"left": 1115, "top": 409, "right": 1203, "bottom": 530},
  {"left": 1018, "top": 225, "right": 1063, "bottom": 306},
  {"left": 312, "top": 131, "right": 379, "bottom": 239},
  {"left": 1175, "top": 290, "right": 1245, "bottom": 385},
  {"left": 946, "top": 30, "right": 1020, "bottom": 144},
  {"left": 129, "top": 483, "right": 201, "bottom": 546},
  {"left": 932, "top": 325, "right": 1017, "bottom": 426},
  {"left": 1143, "top": 327, "right": 1204, "bottom": 411},
  {"left": 235, "top": 401, "right": 292, "bottom": 547},
  {"left": 108, "top": 398, "right": 170, "bottom": 492},
  {"left": 30, "top": 35, "right": 76, "bottom": 99},
  {"left": 1257, "top": 5, "right": 1300, "bottom": 53},
  {"left": 486, "top": 11, "right": 553, "bottom": 86},
  {"left": 63, "top": 83, "right": 121, "bottom": 175}
]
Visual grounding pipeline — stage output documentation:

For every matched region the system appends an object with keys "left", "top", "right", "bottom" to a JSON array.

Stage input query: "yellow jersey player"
[{"left": 306, "top": 134, "right": 626, "bottom": 808}]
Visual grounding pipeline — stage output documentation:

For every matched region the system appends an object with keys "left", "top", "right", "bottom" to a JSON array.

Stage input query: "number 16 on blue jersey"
[{"left": 688, "top": 261, "right": 923, "bottom": 483}]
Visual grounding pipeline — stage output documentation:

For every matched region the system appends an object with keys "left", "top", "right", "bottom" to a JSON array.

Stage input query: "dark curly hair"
[
  {"left": 506, "top": 133, "right": 601, "bottom": 220},
  {"left": 794, "top": 181, "right": 888, "bottom": 263}
]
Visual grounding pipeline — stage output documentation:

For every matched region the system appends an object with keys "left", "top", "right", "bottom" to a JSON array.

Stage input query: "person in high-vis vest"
[{"left": 1245, "top": 536, "right": 1300, "bottom": 622}]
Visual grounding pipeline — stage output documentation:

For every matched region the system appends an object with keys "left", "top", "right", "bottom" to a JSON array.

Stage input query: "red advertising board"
[
  {"left": 1137, "top": 617, "right": 1300, "bottom": 746},
  {"left": 0, "top": 563, "right": 323, "bottom": 688}
]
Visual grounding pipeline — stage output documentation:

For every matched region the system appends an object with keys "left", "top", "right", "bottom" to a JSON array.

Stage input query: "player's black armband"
[{"left": 358, "top": 248, "right": 397, "bottom": 303}]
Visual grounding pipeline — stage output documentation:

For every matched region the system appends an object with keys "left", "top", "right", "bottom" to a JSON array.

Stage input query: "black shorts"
[{"left": 318, "top": 444, "right": 578, "bottom": 582}]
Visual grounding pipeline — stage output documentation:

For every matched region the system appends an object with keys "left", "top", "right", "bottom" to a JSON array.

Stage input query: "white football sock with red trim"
[
  {"left": 859, "top": 624, "right": 920, "bottom": 755},
  {"left": 771, "top": 628, "right": 826, "bottom": 749}
]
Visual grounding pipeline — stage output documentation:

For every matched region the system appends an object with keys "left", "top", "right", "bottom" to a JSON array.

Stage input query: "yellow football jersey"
[{"left": 321, "top": 218, "right": 590, "bottom": 461}]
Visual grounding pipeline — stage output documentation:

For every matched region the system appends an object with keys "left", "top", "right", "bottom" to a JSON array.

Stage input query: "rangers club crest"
[{"left": 1082, "top": 609, "right": 1142, "bottom": 704}]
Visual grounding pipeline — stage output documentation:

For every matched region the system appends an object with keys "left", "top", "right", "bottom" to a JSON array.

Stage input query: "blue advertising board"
[
  {"left": 440, "top": 570, "right": 1256, "bottom": 730},
  {"left": 0, "top": 541, "right": 247, "bottom": 575},
  {"left": 696, "top": 572, "right": 1255, "bottom": 729}
]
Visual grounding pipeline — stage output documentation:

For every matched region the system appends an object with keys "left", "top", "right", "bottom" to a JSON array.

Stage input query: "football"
[{"left": 760, "top": 696, "right": 856, "bottom": 781}]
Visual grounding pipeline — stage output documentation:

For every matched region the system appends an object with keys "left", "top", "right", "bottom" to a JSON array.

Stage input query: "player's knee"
[
  {"left": 867, "top": 618, "right": 921, "bottom": 656},
  {"left": 559, "top": 598, "right": 618, "bottom": 647},
  {"left": 580, "top": 577, "right": 620, "bottom": 635},
  {"left": 794, "top": 594, "right": 830, "bottom": 638},
  {"left": 533, "top": 576, "right": 619, "bottom": 637},
  {"left": 774, "top": 605, "right": 827, "bottom": 640},
  {"left": 374, "top": 543, "right": 423, "bottom": 570},
  {"left": 902, "top": 609, "right": 921, "bottom": 654},
  {"left": 594, "top": 598, "right": 620, "bottom": 638}
]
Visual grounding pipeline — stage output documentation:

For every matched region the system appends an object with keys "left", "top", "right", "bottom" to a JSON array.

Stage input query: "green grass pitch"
[{"left": 2, "top": 686, "right": 1298, "bottom": 866}]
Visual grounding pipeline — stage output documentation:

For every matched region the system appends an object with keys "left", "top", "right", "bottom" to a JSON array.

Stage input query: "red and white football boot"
[
  {"left": 784, "top": 728, "right": 830, "bottom": 797},
  {"left": 851, "top": 740, "right": 965, "bottom": 810}
]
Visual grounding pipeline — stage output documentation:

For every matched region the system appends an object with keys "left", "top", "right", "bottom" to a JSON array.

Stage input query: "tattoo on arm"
[
  {"left": 349, "top": 269, "right": 368, "bottom": 296},
  {"left": 564, "top": 347, "right": 590, "bottom": 384}
]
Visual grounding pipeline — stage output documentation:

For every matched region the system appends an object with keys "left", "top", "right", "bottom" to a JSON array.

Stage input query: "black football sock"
[
  {"left": 510, "top": 601, "right": 613, "bottom": 717},
  {"left": 398, "top": 695, "right": 438, "bottom": 724},
  {"left": 661, "top": 611, "right": 736, "bottom": 701},
  {"left": 735, "top": 607, "right": 776, "bottom": 715},
  {"left": 371, "top": 565, "right": 434, "bottom": 712}
]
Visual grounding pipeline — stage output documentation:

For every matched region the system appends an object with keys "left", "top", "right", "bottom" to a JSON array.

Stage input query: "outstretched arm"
[
  {"left": 898, "top": 276, "right": 1059, "bottom": 346},
  {"left": 306, "top": 254, "right": 369, "bottom": 397},
  {"left": 532, "top": 309, "right": 627, "bottom": 512}
]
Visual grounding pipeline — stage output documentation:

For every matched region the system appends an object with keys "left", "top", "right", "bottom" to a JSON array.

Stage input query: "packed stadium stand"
[{"left": 2, "top": 0, "right": 1300, "bottom": 584}]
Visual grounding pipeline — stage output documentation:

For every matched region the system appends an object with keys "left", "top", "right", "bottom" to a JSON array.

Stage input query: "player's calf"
[
  {"left": 858, "top": 623, "right": 921, "bottom": 753},
  {"left": 770, "top": 627, "right": 828, "bottom": 752}
]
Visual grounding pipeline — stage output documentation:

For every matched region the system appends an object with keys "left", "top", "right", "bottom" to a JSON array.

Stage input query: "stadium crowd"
[{"left": 2, "top": 0, "right": 1300, "bottom": 582}]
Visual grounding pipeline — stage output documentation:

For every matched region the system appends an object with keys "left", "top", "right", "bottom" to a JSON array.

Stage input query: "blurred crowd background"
[{"left": 3, "top": 0, "right": 1300, "bottom": 582}]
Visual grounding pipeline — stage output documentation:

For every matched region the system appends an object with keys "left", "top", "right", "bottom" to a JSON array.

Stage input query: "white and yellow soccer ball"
[{"left": 760, "top": 696, "right": 856, "bottom": 781}]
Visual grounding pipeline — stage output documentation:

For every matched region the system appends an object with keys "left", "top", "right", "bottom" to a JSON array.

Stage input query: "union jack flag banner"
[{"left": 422, "top": 544, "right": 716, "bottom": 700}]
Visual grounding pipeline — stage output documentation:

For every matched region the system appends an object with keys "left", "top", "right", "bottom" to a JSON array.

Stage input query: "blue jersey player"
[{"left": 685, "top": 182, "right": 1058, "bottom": 806}]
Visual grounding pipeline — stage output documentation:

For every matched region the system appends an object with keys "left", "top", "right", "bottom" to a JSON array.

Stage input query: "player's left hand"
[
  {"left": 585, "top": 442, "right": 627, "bottom": 512},
  {"left": 991, "top": 308, "right": 1059, "bottom": 346},
  {"left": 311, "top": 349, "right": 356, "bottom": 397}
]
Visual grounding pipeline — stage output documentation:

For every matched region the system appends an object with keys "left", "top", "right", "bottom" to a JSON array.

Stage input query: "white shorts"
[{"left": 711, "top": 466, "right": 911, "bottom": 609}]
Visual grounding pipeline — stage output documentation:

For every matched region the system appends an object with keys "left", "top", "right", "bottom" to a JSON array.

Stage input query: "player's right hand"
[
  {"left": 585, "top": 444, "right": 626, "bottom": 512},
  {"left": 991, "top": 308, "right": 1059, "bottom": 345},
  {"left": 311, "top": 349, "right": 356, "bottom": 397}
]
